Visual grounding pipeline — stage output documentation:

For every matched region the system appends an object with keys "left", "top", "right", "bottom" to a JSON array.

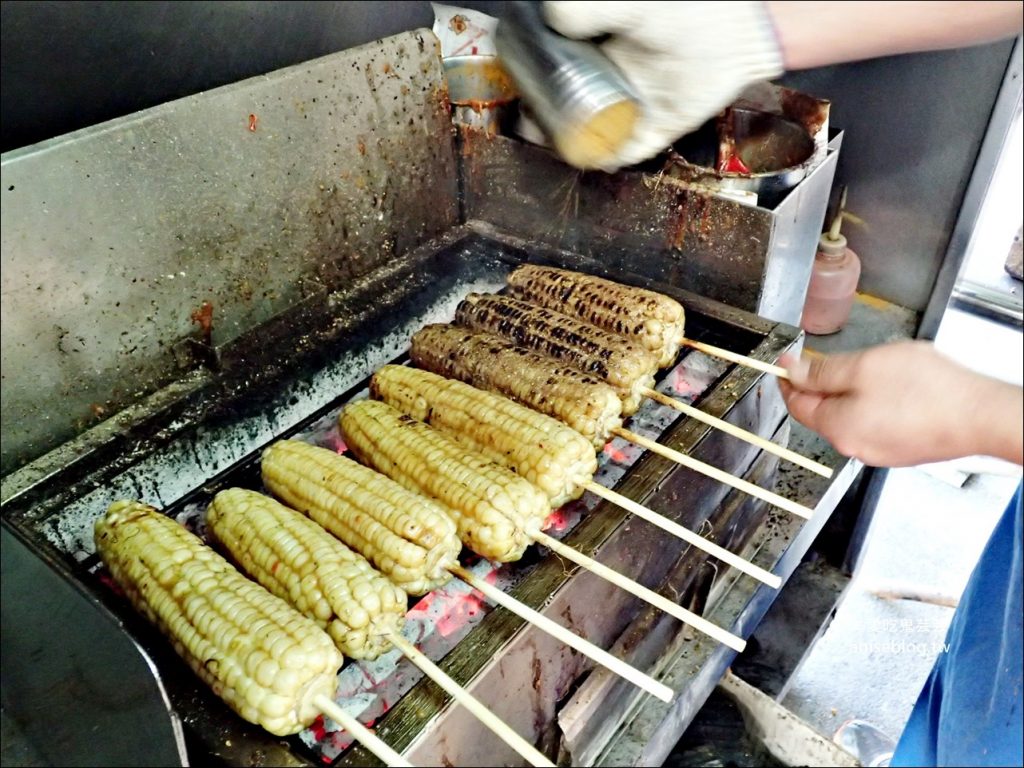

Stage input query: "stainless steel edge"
[{"left": 918, "top": 37, "right": 1023, "bottom": 339}]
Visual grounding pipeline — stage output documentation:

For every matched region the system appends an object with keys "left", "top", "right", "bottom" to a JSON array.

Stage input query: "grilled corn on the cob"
[
  {"left": 454, "top": 293, "right": 658, "bottom": 415},
  {"left": 371, "top": 364, "right": 597, "bottom": 507},
  {"left": 207, "top": 488, "right": 407, "bottom": 660},
  {"left": 94, "top": 500, "right": 342, "bottom": 736},
  {"left": 261, "top": 440, "right": 461, "bottom": 595},
  {"left": 340, "top": 400, "right": 551, "bottom": 562},
  {"left": 507, "top": 264, "right": 686, "bottom": 368},
  {"left": 410, "top": 324, "right": 622, "bottom": 448}
]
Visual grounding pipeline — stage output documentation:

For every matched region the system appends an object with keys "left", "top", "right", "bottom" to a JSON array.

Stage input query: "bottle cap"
[{"left": 819, "top": 232, "right": 848, "bottom": 257}]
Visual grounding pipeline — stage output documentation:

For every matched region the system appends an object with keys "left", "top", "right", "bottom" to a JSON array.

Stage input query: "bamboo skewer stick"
[
  {"left": 641, "top": 387, "right": 833, "bottom": 478},
  {"left": 681, "top": 338, "right": 790, "bottom": 379},
  {"left": 528, "top": 528, "right": 747, "bottom": 653},
  {"left": 580, "top": 480, "right": 782, "bottom": 588},
  {"left": 613, "top": 427, "right": 814, "bottom": 520},
  {"left": 383, "top": 630, "right": 554, "bottom": 767},
  {"left": 312, "top": 694, "right": 413, "bottom": 768},
  {"left": 448, "top": 565, "right": 675, "bottom": 703}
]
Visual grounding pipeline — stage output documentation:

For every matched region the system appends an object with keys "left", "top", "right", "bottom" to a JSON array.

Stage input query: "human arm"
[
  {"left": 778, "top": 341, "right": 1024, "bottom": 467},
  {"left": 768, "top": 1, "right": 1023, "bottom": 70}
]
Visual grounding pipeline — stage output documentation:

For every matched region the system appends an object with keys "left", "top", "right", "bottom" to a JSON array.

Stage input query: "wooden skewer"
[
  {"left": 613, "top": 427, "right": 814, "bottom": 520},
  {"left": 383, "top": 630, "right": 554, "bottom": 767},
  {"left": 528, "top": 528, "right": 747, "bottom": 653},
  {"left": 580, "top": 480, "right": 782, "bottom": 588},
  {"left": 313, "top": 694, "right": 413, "bottom": 768},
  {"left": 449, "top": 564, "right": 675, "bottom": 703},
  {"left": 641, "top": 387, "right": 833, "bottom": 478},
  {"left": 681, "top": 338, "right": 790, "bottom": 380}
]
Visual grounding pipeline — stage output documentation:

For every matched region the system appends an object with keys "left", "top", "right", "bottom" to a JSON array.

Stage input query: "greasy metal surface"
[
  {"left": 459, "top": 128, "right": 840, "bottom": 326},
  {"left": 758, "top": 131, "right": 842, "bottom": 324},
  {"left": 1, "top": 524, "right": 188, "bottom": 767},
  {"left": 8, "top": 234, "right": 509, "bottom": 539},
  {"left": 1, "top": 230, "right": 506, "bottom": 545},
  {"left": 0, "top": 28, "right": 458, "bottom": 475},
  {"left": 1, "top": 369, "right": 211, "bottom": 508},
  {"left": 4, "top": 238, "right": 514, "bottom": 768},
  {"left": 461, "top": 130, "right": 771, "bottom": 313},
  {"left": 667, "top": 101, "right": 821, "bottom": 206}
]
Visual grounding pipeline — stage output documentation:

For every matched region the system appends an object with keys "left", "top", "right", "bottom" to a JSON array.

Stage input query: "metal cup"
[
  {"left": 444, "top": 55, "right": 518, "bottom": 136},
  {"left": 495, "top": 0, "right": 639, "bottom": 169}
]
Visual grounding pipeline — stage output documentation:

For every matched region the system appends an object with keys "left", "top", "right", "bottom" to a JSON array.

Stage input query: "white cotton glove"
[{"left": 543, "top": 1, "right": 785, "bottom": 170}]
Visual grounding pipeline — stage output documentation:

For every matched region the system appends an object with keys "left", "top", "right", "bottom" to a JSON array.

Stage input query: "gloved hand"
[{"left": 543, "top": 1, "right": 784, "bottom": 170}]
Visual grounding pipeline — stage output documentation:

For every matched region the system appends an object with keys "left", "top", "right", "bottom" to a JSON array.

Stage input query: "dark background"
[
  {"left": 0, "top": 0, "right": 1016, "bottom": 310},
  {"left": 1, "top": 0, "right": 495, "bottom": 151}
]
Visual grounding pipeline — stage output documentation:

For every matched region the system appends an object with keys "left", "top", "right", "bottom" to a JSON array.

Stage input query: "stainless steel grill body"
[{"left": 1, "top": 27, "right": 853, "bottom": 768}]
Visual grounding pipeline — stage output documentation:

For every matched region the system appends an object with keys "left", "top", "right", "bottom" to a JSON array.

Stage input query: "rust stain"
[
  {"left": 435, "top": 86, "right": 452, "bottom": 119},
  {"left": 190, "top": 300, "right": 214, "bottom": 344},
  {"left": 531, "top": 654, "right": 543, "bottom": 692},
  {"left": 449, "top": 14, "right": 469, "bottom": 34},
  {"left": 247, "top": 113, "right": 258, "bottom": 132},
  {"left": 667, "top": 191, "right": 718, "bottom": 250},
  {"left": 780, "top": 89, "right": 830, "bottom": 137},
  {"left": 669, "top": 194, "right": 689, "bottom": 250}
]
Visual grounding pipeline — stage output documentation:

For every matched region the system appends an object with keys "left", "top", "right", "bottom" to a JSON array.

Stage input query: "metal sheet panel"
[
  {"left": 461, "top": 128, "right": 841, "bottom": 328},
  {"left": 757, "top": 134, "right": 842, "bottom": 324},
  {"left": 780, "top": 40, "right": 1016, "bottom": 312},
  {"left": 1, "top": 29, "right": 458, "bottom": 474},
  {"left": 1, "top": 525, "right": 188, "bottom": 767}
]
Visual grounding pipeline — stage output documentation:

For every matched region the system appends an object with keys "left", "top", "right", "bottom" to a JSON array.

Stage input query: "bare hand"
[{"left": 779, "top": 341, "right": 1023, "bottom": 467}]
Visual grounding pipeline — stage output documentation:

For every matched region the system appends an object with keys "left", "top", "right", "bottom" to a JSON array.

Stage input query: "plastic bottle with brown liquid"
[{"left": 801, "top": 232, "right": 861, "bottom": 335}]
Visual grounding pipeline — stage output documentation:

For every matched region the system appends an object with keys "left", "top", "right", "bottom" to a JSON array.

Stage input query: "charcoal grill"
[{"left": 1, "top": 28, "right": 857, "bottom": 767}]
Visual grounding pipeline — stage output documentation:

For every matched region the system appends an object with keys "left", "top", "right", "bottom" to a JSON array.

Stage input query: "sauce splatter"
[{"left": 248, "top": 113, "right": 258, "bottom": 132}]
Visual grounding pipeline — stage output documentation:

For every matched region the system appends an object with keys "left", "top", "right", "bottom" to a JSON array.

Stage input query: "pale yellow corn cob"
[
  {"left": 207, "top": 488, "right": 407, "bottom": 660},
  {"left": 261, "top": 440, "right": 461, "bottom": 596},
  {"left": 507, "top": 264, "right": 686, "bottom": 368},
  {"left": 94, "top": 500, "right": 342, "bottom": 737},
  {"left": 340, "top": 400, "right": 551, "bottom": 562},
  {"left": 371, "top": 364, "right": 597, "bottom": 507},
  {"left": 410, "top": 324, "right": 622, "bottom": 448},
  {"left": 454, "top": 293, "right": 658, "bottom": 414}
]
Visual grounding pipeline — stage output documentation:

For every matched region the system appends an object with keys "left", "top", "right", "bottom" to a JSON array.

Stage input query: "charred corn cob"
[
  {"left": 340, "top": 400, "right": 551, "bottom": 562},
  {"left": 261, "top": 440, "right": 460, "bottom": 595},
  {"left": 207, "top": 488, "right": 407, "bottom": 660},
  {"left": 507, "top": 264, "right": 686, "bottom": 368},
  {"left": 94, "top": 500, "right": 342, "bottom": 736},
  {"left": 371, "top": 364, "right": 598, "bottom": 507},
  {"left": 410, "top": 324, "right": 622, "bottom": 448},
  {"left": 454, "top": 293, "right": 658, "bottom": 415}
]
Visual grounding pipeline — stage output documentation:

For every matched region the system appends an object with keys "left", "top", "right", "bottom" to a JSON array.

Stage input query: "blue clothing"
[{"left": 892, "top": 482, "right": 1023, "bottom": 767}]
